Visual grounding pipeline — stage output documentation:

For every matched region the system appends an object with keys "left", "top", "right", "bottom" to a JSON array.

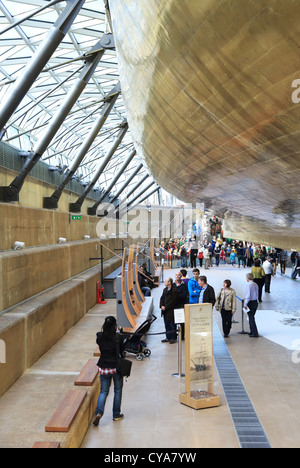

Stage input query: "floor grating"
[{"left": 213, "top": 323, "right": 272, "bottom": 448}]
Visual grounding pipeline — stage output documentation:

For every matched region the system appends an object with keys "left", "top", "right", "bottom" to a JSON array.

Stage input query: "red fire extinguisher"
[{"left": 97, "top": 281, "right": 107, "bottom": 304}]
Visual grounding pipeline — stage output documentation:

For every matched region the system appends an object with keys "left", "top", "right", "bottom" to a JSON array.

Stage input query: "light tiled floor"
[
  {"left": 0, "top": 265, "right": 299, "bottom": 448},
  {"left": 81, "top": 266, "right": 300, "bottom": 449}
]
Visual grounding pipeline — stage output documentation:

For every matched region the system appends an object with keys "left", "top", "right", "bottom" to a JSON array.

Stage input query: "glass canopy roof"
[{"left": 0, "top": 0, "right": 161, "bottom": 205}]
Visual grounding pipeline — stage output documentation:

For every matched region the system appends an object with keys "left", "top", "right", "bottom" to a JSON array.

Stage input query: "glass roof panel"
[{"left": 0, "top": 0, "right": 164, "bottom": 207}]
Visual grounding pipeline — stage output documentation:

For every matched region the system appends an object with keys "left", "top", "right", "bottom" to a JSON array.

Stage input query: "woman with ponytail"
[{"left": 93, "top": 316, "right": 125, "bottom": 426}]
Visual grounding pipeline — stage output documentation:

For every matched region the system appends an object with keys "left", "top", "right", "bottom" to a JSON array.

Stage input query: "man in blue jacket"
[{"left": 188, "top": 268, "right": 201, "bottom": 303}]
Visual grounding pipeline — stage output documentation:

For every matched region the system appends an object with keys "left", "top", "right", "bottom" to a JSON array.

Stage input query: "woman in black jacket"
[{"left": 93, "top": 316, "right": 125, "bottom": 427}]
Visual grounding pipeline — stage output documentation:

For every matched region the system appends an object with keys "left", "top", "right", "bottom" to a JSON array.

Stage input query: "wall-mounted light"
[{"left": 58, "top": 237, "right": 67, "bottom": 244}]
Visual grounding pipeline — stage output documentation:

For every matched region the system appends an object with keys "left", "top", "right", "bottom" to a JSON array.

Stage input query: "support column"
[{"left": 70, "top": 122, "right": 128, "bottom": 214}]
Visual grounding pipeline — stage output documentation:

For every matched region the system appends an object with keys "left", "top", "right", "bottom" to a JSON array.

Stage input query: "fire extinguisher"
[{"left": 97, "top": 281, "right": 107, "bottom": 304}]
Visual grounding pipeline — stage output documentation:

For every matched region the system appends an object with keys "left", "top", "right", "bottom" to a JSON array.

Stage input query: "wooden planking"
[
  {"left": 74, "top": 359, "right": 98, "bottom": 386},
  {"left": 32, "top": 442, "right": 60, "bottom": 448},
  {"left": 45, "top": 389, "right": 87, "bottom": 433}
]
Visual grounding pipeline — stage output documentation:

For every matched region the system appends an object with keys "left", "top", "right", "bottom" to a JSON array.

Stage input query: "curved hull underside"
[{"left": 109, "top": 0, "right": 300, "bottom": 248}]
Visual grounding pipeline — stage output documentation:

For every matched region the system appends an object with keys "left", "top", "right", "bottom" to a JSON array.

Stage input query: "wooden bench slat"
[
  {"left": 74, "top": 359, "right": 98, "bottom": 386},
  {"left": 32, "top": 442, "right": 60, "bottom": 448},
  {"left": 45, "top": 389, "right": 87, "bottom": 433}
]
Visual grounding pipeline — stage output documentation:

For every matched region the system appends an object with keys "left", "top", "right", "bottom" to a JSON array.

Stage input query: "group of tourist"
[
  {"left": 92, "top": 245, "right": 299, "bottom": 427},
  {"left": 159, "top": 267, "right": 260, "bottom": 343},
  {"left": 160, "top": 237, "right": 293, "bottom": 274}
]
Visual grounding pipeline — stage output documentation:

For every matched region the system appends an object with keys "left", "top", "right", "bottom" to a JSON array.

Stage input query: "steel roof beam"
[
  {"left": 69, "top": 121, "right": 128, "bottom": 214},
  {"left": 0, "top": 32, "right": 115, "bottom": 203},
  {"left": 43, "top": 82, "right": 121, "bottom": 209}
]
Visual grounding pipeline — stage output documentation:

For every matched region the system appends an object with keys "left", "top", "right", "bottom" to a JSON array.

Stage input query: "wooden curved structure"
[
  {"left": 109, "top": 0, "right": 300, "bottom": 249},
  {"left": 127, "top": 245, "right": 142, "bottom": 315},
  {"left": 121, "top": 248, "right": 136, "bottom": 328},
  {"left": 135, "top": 253, "right": 145, "bottom": 303},
  {"left": 116, "top": 244, "right": 157, "bottom": 331}
]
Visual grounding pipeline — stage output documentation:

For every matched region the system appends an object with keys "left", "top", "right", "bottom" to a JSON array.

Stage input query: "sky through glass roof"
[{"left": 0, "top": 0, "right": 162, "bottom": 204}]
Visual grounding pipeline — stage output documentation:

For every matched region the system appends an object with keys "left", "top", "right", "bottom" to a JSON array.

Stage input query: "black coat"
[
  {"left": 96, "top": 332, "right": 125, "bottom": 369},
  {"left": 175, "top": 282, "right": 189, "bottom": 308},
  {"left": 200, "top": 284, "right": 216, "bottom": 306},
  {"left": 159, "top": 285, "right": 178, "bottom": 321}
]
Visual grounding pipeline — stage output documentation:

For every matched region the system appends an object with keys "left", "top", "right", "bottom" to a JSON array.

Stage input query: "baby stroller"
[{"left": 122, "top": 314, "right": 157, "bottom": 361}]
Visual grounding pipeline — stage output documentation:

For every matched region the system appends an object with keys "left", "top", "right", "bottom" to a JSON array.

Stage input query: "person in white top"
[
  {"left": 244, "top": 273, "right": 259, "bottom": 338},
  {"left": 262, "top": 257, "right": 274, "bottom": 293}
]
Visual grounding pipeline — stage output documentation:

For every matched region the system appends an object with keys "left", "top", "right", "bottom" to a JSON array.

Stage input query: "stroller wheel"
[
  {"left": 143, "top": 348, "right": 151, "bottom": 357},
  {"left": 136, "top": 353, "right": 144, "bottom": 361}
]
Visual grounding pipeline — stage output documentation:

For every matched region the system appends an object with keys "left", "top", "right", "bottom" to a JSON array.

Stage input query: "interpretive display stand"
[{"left": 179, "top": 303, "right": 220, "bottom": 410}]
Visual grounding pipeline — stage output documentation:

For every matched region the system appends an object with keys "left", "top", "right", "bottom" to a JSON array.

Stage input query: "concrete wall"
[
  {"left": 0, "top": 202, "right": 100, "bottom": 250},
  {"left": 0, "top": 239, "right": 122, "bottom": 312},
  {"left": 0, "top": 258, "right": 121, "bottom": 398},
  {"left": 0, "top": 172, "right": 166, "bottom": 398}
]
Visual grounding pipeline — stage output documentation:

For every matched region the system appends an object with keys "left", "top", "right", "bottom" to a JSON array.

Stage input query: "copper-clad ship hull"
[{"left": 109, "top": 0, "right": 300, "bottom": 248}]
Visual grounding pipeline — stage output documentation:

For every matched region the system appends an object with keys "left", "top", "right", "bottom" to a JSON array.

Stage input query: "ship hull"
[{"left": 109, "top": 0, "right": 300, "bottom": 248}]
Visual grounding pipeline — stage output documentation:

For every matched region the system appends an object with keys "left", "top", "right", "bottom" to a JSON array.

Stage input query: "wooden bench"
[
  {"left": 45, "top": 389, "right": 87, "bottom": 433},
  {"left": 103, "top": 266, "right": 123, "bottom": 298},
  {"left": 74, "top": 359, "right": 98, "bottom": 386},
  {"left": 32, "top": 442, "right": 60, "bottom": 448}
]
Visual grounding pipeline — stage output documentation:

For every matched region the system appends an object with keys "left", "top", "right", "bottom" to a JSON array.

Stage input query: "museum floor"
[{"left": 0, "top": 265, "right": 299, "bottom": 448}]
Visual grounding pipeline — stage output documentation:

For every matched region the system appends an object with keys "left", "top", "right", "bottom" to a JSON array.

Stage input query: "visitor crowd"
[
  {"left": 157, "top": 237, "right": 299, "bottom": 343},
  {"left": 159, "top": 236, "right": 299, "bottom": 278}
]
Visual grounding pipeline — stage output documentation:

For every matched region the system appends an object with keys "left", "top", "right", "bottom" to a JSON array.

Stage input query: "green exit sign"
[{"left": 71, "top": 215, "right": 82, "bottom": 220}]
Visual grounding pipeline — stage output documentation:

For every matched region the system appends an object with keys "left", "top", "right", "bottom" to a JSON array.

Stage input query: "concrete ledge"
[
  {"left": 0, "top": 238, "right": 125, "bottom": 312},
  {"left": 0, "top": 258, "right": 121, "bottom": 398}
]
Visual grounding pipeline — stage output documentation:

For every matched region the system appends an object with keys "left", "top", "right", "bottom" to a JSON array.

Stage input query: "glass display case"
[{"left": 179, "top": 303, "right": 219, "bottom": 410}]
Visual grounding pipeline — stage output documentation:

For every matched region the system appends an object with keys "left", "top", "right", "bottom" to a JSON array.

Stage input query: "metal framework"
[{"left": 0, "top": 0, "right": 162, "bottom": 211}]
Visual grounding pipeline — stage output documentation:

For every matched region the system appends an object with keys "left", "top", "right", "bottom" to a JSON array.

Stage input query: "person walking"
[
  {"left": 214, "top": 246, "right": 220, "bottom": 267},
  {"left": 190, "top": 238, "right": 198, "bottom": 268},
  {"left": 245, "top": 247, "right": 253, "bottom": 267},
  {"left": 198, "top": 247, "right": 204, "bottom": 268},
  {"left": 262, "top": 257, "right": 274, "bottom": 293},
  {"left": 215, "top": 279, "right": 237, "bottom": 337},
  {"left": 93, "top": 316, "right": 125, "bottom": 426},
  {"left": 291, "top": 253, "right": 300, "bottom": 279},
  {"left": 251, "top": 259, "right": 265, "bottom": 302},
  {"left": 279, "top": 250, "right": 288, "bottom": 275},
  {"left": 204, "top": 247, "right": 210, "bottom": 269},
  {"left": 160, "top": 278, "right": 178, "bottom": 344},
  {"left": 180, "top": 245, "right": 187, "bottom": 268},
  {"left": 220, "top": 248, "right": 226, "bottom": 264},
  {"left": 237, "top": 244, "right": 245, "bottom": 268},
  {"left": 244, "top": 273, "right": 259, "bottom": 338},
  {"left": 230, "top": 249, "right": 236, "bottom": 267}
]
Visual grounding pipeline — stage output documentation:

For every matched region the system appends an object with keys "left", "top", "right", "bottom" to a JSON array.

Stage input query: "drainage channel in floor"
[{"left": 213, "top": 323, "right": 272, "bottom": 448}]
